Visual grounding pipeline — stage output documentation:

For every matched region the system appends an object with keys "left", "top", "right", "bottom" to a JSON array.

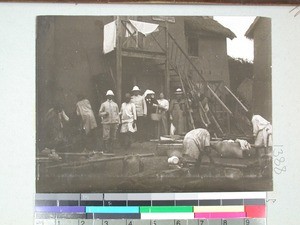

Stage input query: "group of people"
[
  {"left": 43, "top": 83, "right": 273, "bottom": 160},
  {"left": 43, "top": 86, "right": 191, "bottom": 153},
  {"left": 96, "top": 86, "right": 192, "bottom": 152}
]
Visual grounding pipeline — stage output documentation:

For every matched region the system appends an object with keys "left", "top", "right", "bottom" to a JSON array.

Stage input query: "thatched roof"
[
  {"left": 245, "top": 17, "right": 260, "bottom": 40},
  {"left": 184, "top": 16, "right": 236, "bottom": 40}
]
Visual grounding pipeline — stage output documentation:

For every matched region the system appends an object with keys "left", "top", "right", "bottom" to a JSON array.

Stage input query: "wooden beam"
[
  {"left": 224, "top": 85, "right": 249, "bottom": 112},
  {"left": 207, "top": 85, "right": 233, "bottom": 116},
  {"left": 115, "top": 16, "right": 122, "bottom": 105},
  {"left": 46, "top": 153, "right": 155, "bottom": 169},
  {"left": 121, "top": 49, "right": 166, "bottom": 60},
  {"left": 208, "top": 110, "right": 225, "bottom": 135},
  {"left": 165, "top": 24, "right": 170, "bottom": 98}
]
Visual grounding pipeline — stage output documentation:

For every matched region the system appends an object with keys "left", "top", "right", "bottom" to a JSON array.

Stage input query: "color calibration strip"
[{"left": 35, "top": 192, "right": 266, "bottom": 225}]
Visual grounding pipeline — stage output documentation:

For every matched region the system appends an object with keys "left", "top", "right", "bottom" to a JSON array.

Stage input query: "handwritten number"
[
  {"left": 274, "top": 157, "right": 285, "bottom": 166},
  {"left": 273, "top": 149, "right": 283, "bottom": 157},
  {"left": 176, "top": 221, "right": 180, "bottom": 225},
  {"left": 199, "top": 220, "right": 204, "bottom": 225},
  {"left": 128, "top": 221, "right": 133, "bottom": 225},
  {"left": 273, "top": 148, "right": 286, "bottom": 175},
  {"left": 104, "top": 221, "right": 109, "bottom": 225},
  {"left": 81, "top": 221, "right": 85, "bottom": 225},
  {"left": 245, "top": 219, "right": 250, "bottom": 225},
  {"left": 274, "top": 166, "right": 286, "bottom": 174}
]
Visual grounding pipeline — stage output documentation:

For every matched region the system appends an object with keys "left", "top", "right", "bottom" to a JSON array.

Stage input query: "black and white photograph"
[{"left": 36, "top": 15, "right": 272, "bottom": 193}]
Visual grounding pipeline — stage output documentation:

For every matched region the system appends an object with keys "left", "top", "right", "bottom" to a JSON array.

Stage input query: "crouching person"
[
  {"left": 120, "top": 93, "right": 137, "bottom": 150},
  {"left": 251, "top": 114, "right": 272, "bottom": 149},
  {"left": 99, "top": 90, "right": 120, "bottom": 152},
  {"left": 248, "top": 113, "right": 272, "bottom": 176},
  {"left": 181, "top": 128, "right": 213, "bottom": 174}
]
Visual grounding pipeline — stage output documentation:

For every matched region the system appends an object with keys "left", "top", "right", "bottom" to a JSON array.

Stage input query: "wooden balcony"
[{"left": 121, "top": 48, "right": 166, "bottom": 61}]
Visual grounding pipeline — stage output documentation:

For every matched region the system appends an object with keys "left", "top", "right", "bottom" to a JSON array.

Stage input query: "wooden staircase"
[
  {"left": 105, "top": 19, "right": 251, "bottom": 137},
  {"left": 163, "top": 31, "right": 250, "bottom": 136}
]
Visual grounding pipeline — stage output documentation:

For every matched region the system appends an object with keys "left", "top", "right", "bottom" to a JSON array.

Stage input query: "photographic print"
[{"left": 36, "top": 15, "right": 272, "bottom": 193}]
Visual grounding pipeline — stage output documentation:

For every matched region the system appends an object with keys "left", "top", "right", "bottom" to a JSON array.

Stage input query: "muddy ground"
[{"left": 36, "top": 142, "right": 272, "bottom": 193}]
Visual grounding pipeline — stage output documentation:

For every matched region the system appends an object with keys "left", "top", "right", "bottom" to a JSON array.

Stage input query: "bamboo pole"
[
  {"left": 224, "top": 86, "right": 248, "bottom": 112},
  {"left": 207, "top": 85, "right": 233, "bottom": 116},
  {"left": 47, "top": 153, "right": 155, "bottom": 169},
  {"left": 208, "top": 111, "right": 224, "bottom": 135},
  {"left": 175, "top": 69, "right": 195, "bottom": 130}
]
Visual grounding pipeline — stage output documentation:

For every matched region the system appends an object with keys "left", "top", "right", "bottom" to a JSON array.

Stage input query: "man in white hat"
[
  {"left": 169, "top": 88, "right": 188, "bottom": 135},
  {"left": 99, "top": 90, "right": 120, "bottom": 152},
  {"left": 131, "top": 85, "right": 147, "bottom": 142}
]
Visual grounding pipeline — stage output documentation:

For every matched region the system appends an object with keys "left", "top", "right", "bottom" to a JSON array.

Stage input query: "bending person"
[{"left": 181, "top": 128, "right": 214, "bottom": 174}]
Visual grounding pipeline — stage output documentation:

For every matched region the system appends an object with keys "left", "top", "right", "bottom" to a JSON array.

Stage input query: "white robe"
[
  {"left": 76, "top": 99, "right": 97, "bottom": 135},
  {"left": 252, "top": 115, "right": 272, "bottom": 147},
  {"left": 120, "top": 102, "right": 137, "bottom": 133}
]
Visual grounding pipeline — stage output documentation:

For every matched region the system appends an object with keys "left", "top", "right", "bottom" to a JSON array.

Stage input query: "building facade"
[
  {"left": 37, "top": 16, "right": 235, "bottom": 132},
  {"left": 245, "top": 17, "right": 272, "bottom": 121}
]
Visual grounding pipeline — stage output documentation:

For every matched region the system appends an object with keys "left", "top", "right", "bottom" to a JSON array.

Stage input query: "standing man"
[
  {"left": 76, "top": 94, "right": 97, "bottom": 151},
  {"left": 76, "top": 94, "right": 97, "bottom": 135},
  {"left": 169, "top": 88, "right": 188, "bottom": 135},
  {"left": 120, "top": 93, "right": 137, "bottom": 150},
  {"left": 99, "top": 90, "right": 120, "bottom": 152},
  {"left": 131, "top": 86, "right": 147, "bottom": 142}
]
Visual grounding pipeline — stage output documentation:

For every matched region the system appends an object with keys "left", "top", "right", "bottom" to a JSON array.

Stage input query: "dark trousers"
[
  {"left": 145, "top": 116, "right": 159, "bottom": 140},
  {"left": 120, "top": 132, "right": 132, "bottom": 149},
  {"left": 135, "top": 116, "right": 145, "bottom": 142},
  {"left": 83, "top": 129, "right": 97, "bottom": 151}
]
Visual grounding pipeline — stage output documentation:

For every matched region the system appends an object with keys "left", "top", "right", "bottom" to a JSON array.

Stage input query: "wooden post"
[
  {"left": 227, "top": 113, "right": 231, "bottom": 135},
  {"left": 224, "top": 85, "right": 248, "bottom": 112},
  {"left": 207, "top": 85, "right": 233, "bottom": 116},
  {"left": 164, "top": 22, "right": 170, "bottom": 98},
  {"left": 115, "top": 16, "right": 122, "bottom": 105}
]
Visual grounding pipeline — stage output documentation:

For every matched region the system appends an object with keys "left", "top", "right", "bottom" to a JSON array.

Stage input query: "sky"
[{"left": 214, "top": 16, "right": 255, "bottom": 61}]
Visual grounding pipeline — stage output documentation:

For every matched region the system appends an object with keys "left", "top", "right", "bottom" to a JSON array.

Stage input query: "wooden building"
[
  {"left": 37, "top": 16, "right": 236, "bottom": 133},
  {"left": 245, "top": 17, "right": 272, "bottom": 121}
]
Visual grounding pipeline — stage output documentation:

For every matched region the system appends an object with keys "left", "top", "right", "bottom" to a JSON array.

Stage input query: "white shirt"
[
  {"left": 184, "top": 128, "right": 210, "bottom": 148},
  {"left": 157, "top": 99, "right": 169, "bottom": 111},
  {"left": 131, "top": 95, "right": 147, "bottom": 117},
  {"left": 99, "top": 99, "right": 120, "bottom": 124},
  {"left": 252, "top": 115, "right": 271, "bottom": 136},
  {"left": 120, "top": 102, "right": 137, "bottom": 123}
]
